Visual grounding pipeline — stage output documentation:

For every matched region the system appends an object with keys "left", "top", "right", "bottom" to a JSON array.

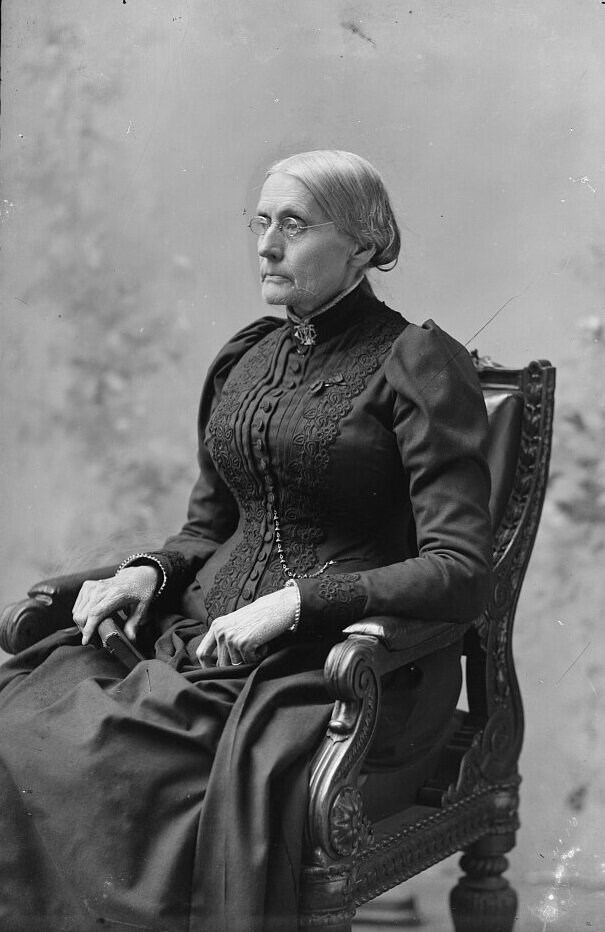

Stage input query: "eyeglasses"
[{"left": 248, "top": 216, "right": 334, "bottom": 239}]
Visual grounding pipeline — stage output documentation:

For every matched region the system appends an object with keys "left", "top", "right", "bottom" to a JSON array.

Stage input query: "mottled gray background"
[{"left": 1, "top": 2, "right": 604, "bottom": 928}]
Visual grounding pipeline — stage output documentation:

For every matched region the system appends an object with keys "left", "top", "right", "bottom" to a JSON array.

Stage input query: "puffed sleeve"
[
  {"left": 295, "top": 319, "right": 493, "bottom": 630},
  {"left": 127, "top": 316, "right": 282, "bottom": 602}
]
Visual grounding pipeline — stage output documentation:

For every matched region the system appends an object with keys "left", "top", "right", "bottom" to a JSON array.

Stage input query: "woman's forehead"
[{"left": 256, "top": 173, "right": 324, "bottom": 219}]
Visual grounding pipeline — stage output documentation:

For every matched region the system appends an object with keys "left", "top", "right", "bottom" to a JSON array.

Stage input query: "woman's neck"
[{"left": 286, "top": 274, "right": 365, "bottom": 323}]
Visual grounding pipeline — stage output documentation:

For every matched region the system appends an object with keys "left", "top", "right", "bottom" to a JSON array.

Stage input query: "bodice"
[
  {"left": 158, "top": 282, "right": 492, "bottom": 634},
  {"left": 201, "top": 297, "right": 407, "bottom": 621}
]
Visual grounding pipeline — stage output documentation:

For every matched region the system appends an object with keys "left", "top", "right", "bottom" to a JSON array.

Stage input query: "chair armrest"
[
  {"left": 342, "top": 615, "right": 470, "bottom": 671},
  {"left": 325, "top": 616, "right": 467, "bottom": 733},
  {"left": 306, "top": 616, "right": 469, "bottom": 864},
  {"left": 0, "top": 565, "right": 118, "bottom": 655},
  {"left": 26, "top": 565, "right": 119, "bottom": 607}
]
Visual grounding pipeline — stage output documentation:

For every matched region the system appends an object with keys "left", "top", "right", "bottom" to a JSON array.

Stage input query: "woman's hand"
[
  {"left": 72, "top": 566, "right": 160, "bottom": 646},
  {"left": 197, "top": 586, "right": 299, "bottom": 668}
]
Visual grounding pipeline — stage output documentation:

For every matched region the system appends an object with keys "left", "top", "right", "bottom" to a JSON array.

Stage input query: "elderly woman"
[{"left": 0, "top": 150, "right": 491, "bottom": 931}]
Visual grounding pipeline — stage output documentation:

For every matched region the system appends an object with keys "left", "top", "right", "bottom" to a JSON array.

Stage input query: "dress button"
[
  {"left": 249, "top": 568, "right": 259, "bottom": 581},
  {"left": 242, "top": 588, "right": 252, "bottom": 601},
  {"left": 254, "top": 420, "right": 265, "bottom": 432},
  {"left": 261, "top": 400, "right": 272, "bottom": 412},
  {"left": 256, "top": 439, "right": 265, "bottom": 451},
  {"left": 291, "top": 361, "right": 301, "bottom": 373},
  {"left": 258, "top": 551, "right": 268, "bottom": 562},
  {"left": 264, "top": 531, "right": 273, "bottom": 543},
  {"left": 285, "top": 379, "right": 296, "bottom": 390}
]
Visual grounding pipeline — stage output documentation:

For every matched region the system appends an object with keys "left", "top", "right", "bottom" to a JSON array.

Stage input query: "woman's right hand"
[{"left": 72, "top": 566, "right": 160, "bottom": 646}]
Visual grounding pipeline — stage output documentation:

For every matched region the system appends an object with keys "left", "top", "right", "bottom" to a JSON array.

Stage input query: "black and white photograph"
[{"left": 1, "top": 3, "right": 604, "bottom": 930}]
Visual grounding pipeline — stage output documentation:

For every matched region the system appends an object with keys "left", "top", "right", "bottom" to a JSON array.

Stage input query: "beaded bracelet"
[
  {"left": 116, "top": 553, "right": 168, "bottom": 601},
  {"left": 284, "top": 579, "right": 302, "bottom": 632}
]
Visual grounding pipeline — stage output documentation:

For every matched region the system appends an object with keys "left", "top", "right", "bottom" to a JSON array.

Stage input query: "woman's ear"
[{"left": 348, "top": 242, "right": 376, "bottom": 270}]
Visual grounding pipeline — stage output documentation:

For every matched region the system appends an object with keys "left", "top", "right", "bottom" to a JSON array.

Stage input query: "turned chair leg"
[
  {"left": 299, "top": 868, "right": 355, "bottom": 932},
  {"left": 449, "top": 833, "right": 518, "bottom": 932}
]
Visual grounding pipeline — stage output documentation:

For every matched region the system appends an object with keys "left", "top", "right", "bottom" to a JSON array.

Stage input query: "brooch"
[{"left": 292, "top": 321, "right": 318, "bottom": 349}]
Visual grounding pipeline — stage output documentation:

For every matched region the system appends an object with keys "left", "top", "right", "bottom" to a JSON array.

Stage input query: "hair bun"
[{"left": 268, "top": 150, "right": 401, "bottom": 273}]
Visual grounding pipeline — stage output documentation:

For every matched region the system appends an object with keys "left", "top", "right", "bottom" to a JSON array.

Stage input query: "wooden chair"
[
  {"left": 0, "top": 357, "right": 555, "bottom": 932},
  {"left": 298, "top": 356, "right": 555, "bottom": 930}
]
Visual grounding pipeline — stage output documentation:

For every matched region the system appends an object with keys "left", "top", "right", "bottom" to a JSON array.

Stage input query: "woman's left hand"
[{"left": 197, "top": 587, "right": 299, "bottom": 668}]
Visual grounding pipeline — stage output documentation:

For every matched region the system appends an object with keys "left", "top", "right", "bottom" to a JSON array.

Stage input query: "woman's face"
[{"left": 255, "top": 173, "right": 363, "bottom": 316}]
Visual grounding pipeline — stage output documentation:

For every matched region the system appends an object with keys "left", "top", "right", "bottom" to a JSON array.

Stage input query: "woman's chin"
[{"left": 261, "top": 280, "right": 294, "bottom": 306}]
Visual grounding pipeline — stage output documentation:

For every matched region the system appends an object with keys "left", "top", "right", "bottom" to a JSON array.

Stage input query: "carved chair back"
[
  {"left": 464, "top": 358, "right": 556, "bottom": 768},
  {"left": 299, "top": 357, "right": 556, "bottom": 932}
]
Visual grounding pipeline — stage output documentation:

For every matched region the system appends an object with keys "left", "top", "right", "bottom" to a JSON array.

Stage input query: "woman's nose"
[{"left": 257, "top": 225, "right": 284, "bottom": 260}]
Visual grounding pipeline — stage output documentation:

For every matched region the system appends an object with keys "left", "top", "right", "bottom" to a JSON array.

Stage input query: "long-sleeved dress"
[{"left": 0, "top": 282, "right": 492, "bottom": 932}]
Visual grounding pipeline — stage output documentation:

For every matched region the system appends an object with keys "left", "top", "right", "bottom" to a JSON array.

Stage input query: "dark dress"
[{"left": 0, "top": 282, "right": 492, "bottom": 932}]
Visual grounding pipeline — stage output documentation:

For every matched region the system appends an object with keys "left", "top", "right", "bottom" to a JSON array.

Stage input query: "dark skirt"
[{"left": 0, "top": 622, "right": 461, "bottom": 932}]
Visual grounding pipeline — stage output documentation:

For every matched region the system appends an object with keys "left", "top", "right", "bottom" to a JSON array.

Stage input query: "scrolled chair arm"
[
  {"left": 305, "top": 615, "right": 469, "bottom": 867},
  {"left": 0, "top": 566, "right": 118, "bottom": 654},
  {"left": 342, "top": 615, "right": 469, "bottom": 663}
]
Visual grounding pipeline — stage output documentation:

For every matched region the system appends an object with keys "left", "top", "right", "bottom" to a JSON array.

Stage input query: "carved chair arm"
[
  {"left": 27, "top": 566, "right": 120, "bottom": 605},
  {"left": 306, "top": 616, "right": 469, "bottom": 865},
  {"left": 0, "top": 566, "right": 118, "bottom": 654},
  {"left": 325, "top": 617, "right": 467, "bottom": 732},
  {"left": 342, "top": 615, "right": 469, "bottom": 667}
]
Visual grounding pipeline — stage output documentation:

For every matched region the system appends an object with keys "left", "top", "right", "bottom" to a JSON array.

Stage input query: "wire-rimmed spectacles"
[{"left": 248, "top": 216, "right": 334, "bottom": 239}]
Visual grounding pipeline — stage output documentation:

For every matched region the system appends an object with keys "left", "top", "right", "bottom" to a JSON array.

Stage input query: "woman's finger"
[
  {"left": 214, "top": 622, "right": 249, "bottom": 667},
  {"left": 73, "top": 581, "right": 115, "bottom": 624},
  {"left": 197, "top": 627, "right": 218, "bottom": 667},
  {"left": 226, "top": 643, "right": 245, "bottom": 667},
  {"left": 123, "top": 600, "right": 151, "bottom": 642},
  {"left": 75, "top": 591, "right": 132, "bottom": 644},
  {"left": 72, "top": 580, "right": 96, "bottom": 619},
  {"left": 214, "top": 628, "right": 232, "bottom": 668},
  {"left": 80, "top": 611, "right": 108, "bottom": 645}
]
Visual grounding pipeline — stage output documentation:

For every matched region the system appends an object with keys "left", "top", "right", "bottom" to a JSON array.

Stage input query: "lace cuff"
[
  {"left": 121, "top": 549, "right": 191, "bottom": 601},
  {"left": 284, "top": 579, "right": 302, "bottom": 632},
  {"left": 296, "top": 573, "right": 368, "bottom": 632},
  {"left": 116, "top": 553, "right": 169, "bottom": 600}
]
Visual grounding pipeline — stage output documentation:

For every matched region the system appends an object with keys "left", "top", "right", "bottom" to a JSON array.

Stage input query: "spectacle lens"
[
  {"left": 248, "top": 217, "right": 333, "bottom": 238},
  {"left": 280, "top": 218, "right": 303, "bottom": 237},
  {"left": 248, "top": 217, "right": 305, "bottom": 238}
]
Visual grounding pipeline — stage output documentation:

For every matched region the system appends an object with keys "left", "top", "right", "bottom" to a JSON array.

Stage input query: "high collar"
[{"left": 285, "top": 279, "right": 379, "bottom": 350}]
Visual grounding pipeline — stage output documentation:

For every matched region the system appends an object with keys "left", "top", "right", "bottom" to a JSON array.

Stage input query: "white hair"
[{"left": 267, "top": 149, "right": 401, "bottom": 271}]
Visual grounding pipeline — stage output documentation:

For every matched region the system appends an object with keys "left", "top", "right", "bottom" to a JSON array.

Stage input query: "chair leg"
[
  {"left": 299, "top": 867, "right": 354, "bottom": 931},
  {"left": 299, "top": 908, "right": 353, "bottom": 931},
  {"left": 449, "top": 833, "right": 518, "bottom": 932}
]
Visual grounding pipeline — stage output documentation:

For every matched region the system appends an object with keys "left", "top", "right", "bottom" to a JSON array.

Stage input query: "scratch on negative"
[
  {"left": 87, "top": 911, "right": 154, "bottom": 930},
  {"left": 569, "top": 175, "right": 597, "bottom": 196},
  {"left": 341, "top": 20, "right": 377, "bottom": 47},
  {"left": 146, "top": 668, "right": 151, "bottom": 693},
  {"left": 416, "top": 278, "right": 537, "bottom": 397},
  {"left": 556, "top": 641, "right": 591, "bottom": 684}
]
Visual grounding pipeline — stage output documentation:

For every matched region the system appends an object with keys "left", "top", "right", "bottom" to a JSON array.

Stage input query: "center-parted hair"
[{"left": 267, "top": 150, "right": 401, "bottom": 271}]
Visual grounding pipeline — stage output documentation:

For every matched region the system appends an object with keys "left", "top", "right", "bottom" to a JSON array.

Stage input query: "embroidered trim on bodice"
[
  {"left": 203, "top": 311, "right": 404, "bottom": 620},
  {"left": 279, "top": 313, "right": 404, "bottom": 577},
  {"left": 204, "top": 331, "right": 281, "bottom": 618},
  {"left": 316, "top": 573, "right": 366, "bottom": 624}
]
